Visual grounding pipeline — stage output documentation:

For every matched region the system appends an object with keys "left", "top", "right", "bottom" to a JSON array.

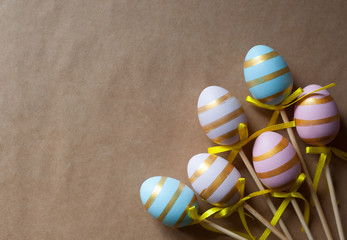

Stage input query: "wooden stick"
[
  {"left": 280, "top": 109, "right": 333, "bottom": 240},
  {"left": 291, "top": 198, "right": 314, "bottom": 240},
  {"left": 244, "top": 203, "right": 289, "bottom": 240},
  {"left": 239, "top": 148, "right": 294, "bottom": 240},
  {"left": 201, "top": 219, "right": 249, "bottom": 240},
  {"left": 325, "top": 163, "right": 345, "bottom": 240}
]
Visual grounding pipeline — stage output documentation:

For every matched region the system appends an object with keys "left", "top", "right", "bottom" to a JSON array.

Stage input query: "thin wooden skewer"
[
  {"left": 239, "top": 149, "right": 293, "bottom": 240},
  {"left": 201, "top": 219, "right": 249, "bottom": 240},
  {"left": 325, "top": 163, "right": 345, "bottom": 240},
  {"left": 291, "top": 199, "right": 314, "bottom": 240},
  {"left": 280, "top": 109, "right": 333, "bottom": 240},
  {"left": 244, "top": 203, "right": 289, "bottom": 240},
  {"left": 239, "top": 148, "right": 312, "bottom": 240}
]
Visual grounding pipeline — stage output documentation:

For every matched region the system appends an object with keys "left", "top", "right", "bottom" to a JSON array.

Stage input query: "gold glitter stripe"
[
  {"left": 272, "top": 178, "right": 297, "bottom": 191},
  {"left": 189, "top": 155, "right": 217, "bottom": 184},
  {"left": 202, "top": 107, "right": 245, "bottom": 133},
  {"left": 218, "top": 181, "right": 239, "bottom": 206},
  {"left": 246, "top": 66, "right": 290, "bottom": 89},
  {"left": 302, "top": 134, "right": 338, "bottom": 146},
  {"left": 244, "top": 51, "right": 279, "bottom": 68},
  {"left": 200, "top": 164, "right": 234, "bottom": 200},
  {"left": 197, "top": 92, "right": 233, "bottom": 114},
  {"left": 144, "top": 177, "right": 167, "bottom": 210},
  {"left": 212, "top": 128, "right": 239, "bottom": 144},
  {"left": 299, "top": 95, "right": 333, "bottom": 105},
  {"left": 172, "top": 195, "right": 197, "bottom": 228},
  {"left": 257, "top": 155, "right": 299, "bottom": 178},
  {"left": 258, "top": 86, "right": 292, "bottom": 103},
  {"left": 295, "top": 115, "right": 339, "bottom": 126},
  {"left": 157, "top": 182, "right": 185, "bottom": 222},
  {"left": 253, "top": 137, "right": 288, "bottom": 162}
]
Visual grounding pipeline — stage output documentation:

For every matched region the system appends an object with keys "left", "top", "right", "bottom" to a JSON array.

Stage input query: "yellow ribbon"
[
  {"left": 189, "top": 178, "right": 273, "bottom": 240},
  {"left": 306, "top": 146, "right": 347, "bottom": 200},
  {"left": 260, "top": 173, "right": 310, "bottom": 240},
  {"left": 246, "top": 83, "right": 336, "bottom": 126},
  {"left": 208, "top": 121, "right": 295, "bottom": 164}
]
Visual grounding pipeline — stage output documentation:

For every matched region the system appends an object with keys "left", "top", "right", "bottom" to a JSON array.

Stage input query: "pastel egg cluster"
[
  {"left": 197, "top": 86, "right": 247, "bottom": 145},
  {"left": 294, "top": 84, "right": 340, "bottom": 146},
  {"left": 244, "top": 45, "right": 293, "bottom": 105},
  {"left": 140, "top": 176, "right": 198, "bottom": 228},
  {"left": 253, "top": 131, "right": 301, "bottom": 191},
  {"left": 187, "top": 153, "right": 241, "bottom": 207}
]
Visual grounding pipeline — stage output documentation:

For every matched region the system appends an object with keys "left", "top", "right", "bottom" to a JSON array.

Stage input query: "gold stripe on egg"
[
  {"left": 257, "top": 85, "right": 292, "bottom": 103},
  {"left": 212, "top": 122, "right": 248, "bottom": 144},
  {"left": 298, "top": 95, "right": 333, "bottom": 105},
  {"left": 200, "top": 164, "right": 234, "bottom": 200},
  {"left": 295, "top": 114, "right": 339, "bottom": 126},
  {"left": 197, "top": 92, "right": 233, "bottom": 114},
  {"left": 246, "top": 66, "right": 290, "bottom": 89},
  {"left": 256, "top": 154, "right": 299, "bottom": 179},
  {"left": 271, "top": 178, "right": 297, "bottom": 191},
  {"left": 253, "top": 137, "right": 288, "bottom": 162},
  {"left": 244, "top": 51, "right": 279, "bottom": 68},
  {"left": 302, "top": 134, "right": 338, "bottom": 146},
  {"left": 202, "top": 107, "right": 245, "bottom": 133},
  {"left": 189, "top": 155, "right": 217, "bottom": 184},
  {"left": 172, "top": 195, "right": 197, "bottom": 228},
  {"left": 157, "top": 182, "right": 185, "bottom": 222},
  {"left": 217, "top": 181, "right": 240, "bottom": 207},
  {"left": 144, "top": 177, "right": 167, "bottom": 210}
]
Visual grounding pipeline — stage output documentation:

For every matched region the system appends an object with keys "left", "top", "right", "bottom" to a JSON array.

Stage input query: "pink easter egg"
[
  {"left": 253, "top": 131, "right": 301, "bottom": 191},
  {"left": 294, "top": 84, "right": 340, "bottom": 146}
]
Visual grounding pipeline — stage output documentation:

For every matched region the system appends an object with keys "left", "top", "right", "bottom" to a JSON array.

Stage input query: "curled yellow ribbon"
[
  {"left": 246, "top": 83, "right": 336, "bottom": 126},
  {"left": 260, "top": 173, "right": 310, "bottom": 240},
  {"left": 208, "top": 121, "right": 295, "bottom": 164},
  {"left": 306, "top": 146, "right": 347, "bottom": 200}
]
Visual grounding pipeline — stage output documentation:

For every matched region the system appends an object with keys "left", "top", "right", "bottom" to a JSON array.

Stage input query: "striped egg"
[
  {"left": 187, "top": 153, "right": 241, "bottom": 207},
  {"left": 253, "top": 132, "right": 301, "bottom": 191},
  {"left": 140, "top": 176, "right": 198, "bottom": 228},
  {"left": 197, "top": 86, "right": 247, "bottom": 145},
  {"left": 244, "top": 45, "right": 293, "bottom": 105},
  {"left": 294, "top": 84, "right": 340, "bottom": 146}
]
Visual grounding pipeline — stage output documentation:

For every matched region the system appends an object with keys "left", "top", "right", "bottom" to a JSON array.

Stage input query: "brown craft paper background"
[{"left": 0, "top": 1, "right": 346, "bottom": 239}]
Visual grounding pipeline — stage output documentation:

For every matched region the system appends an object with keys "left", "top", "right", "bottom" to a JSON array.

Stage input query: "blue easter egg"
[
  {"left": 244, "top": 45, "right": 293, "bottom": 105},
  {"left": 140, "top": 176, "right": 198, "bottom": 228}
]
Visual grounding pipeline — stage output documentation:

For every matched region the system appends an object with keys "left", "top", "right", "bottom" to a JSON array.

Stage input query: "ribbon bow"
[
  {"left": 246, "top": 83, "right": 336, "bottom": 126},
  {"left": 306, "top": 146, "right": 347, "bottom": 197},
  {"left": 260, "top": 173, "right": 310, "bottom": 240},
  {"left": 208, "top": 121, "right": 295, "bottom": 164},
  {"left": 189, "top": 178, "right": 273, "bottom": 240}
]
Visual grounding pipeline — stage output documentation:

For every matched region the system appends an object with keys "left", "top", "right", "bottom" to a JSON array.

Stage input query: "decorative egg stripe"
[
  {"left": 202, "top": 107, "right": 244, "bottom": 133},
  {"left": 212, "top": 127, "right": 239, "bottom": 144},
  {"left": 200, "top": 164, "right": 234, "bottom": 200},
  {"left": 298, "top": 95, "right": 333, "bottom": 105},
  {"left": 144, "top": 177, "right": 167, "bottom": 210},
  {"left": 157, "top": 182, "right": 186, "bottom": 222},
  {"left": 189, "top": 155, "right": 218, "bottom": 184},
  {"left": 256, "top": 155, "right": 299, "bottom": 178},
  {"left": 295, "top": 115, "right": 339, "bottom": 126},
  {"left": 253, "top": 137, "right": 288, "bottom": 162},
  {"left": 244, "top": 51, "right": 279, "bottom": 68},
  {"left": 246, "top": 66, "right": 290, "bottom": 89},
  {"left": 172, "top": 195, "right": 197, "bottom": 228},
  {"left": 257, "top": 85, "right": 292, "bottom": 103},
  {"left": 217, "top": 181, "right": 239, "bottom": 206},
  {"left": 197, "top": 92, "right": 233, "bottom": 114},
  {"left": 301, "top": 134, "right": 337, "bottom": 145},
  {"left": 271, "top": 177, "right": 297, "bottom": 191}
]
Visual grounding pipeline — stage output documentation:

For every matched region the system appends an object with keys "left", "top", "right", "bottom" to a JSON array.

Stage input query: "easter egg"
[
  {"left": 197, "top": 86, "right": 247, "bottom": 145},
  {"left": 294, "top": 84, "right": 340, "bottom": 146},
  {"left": 140, "top": 176, "right": 198, "bottom": 228},
  {"left": 253, "top": 132, "right": 301, "bottom": 191},
  {"left": 187, "top": 153, "right": 241, "bottom": 207},
  {"left": 244, "top": 45, "right": 293, "bottom": 105}
]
